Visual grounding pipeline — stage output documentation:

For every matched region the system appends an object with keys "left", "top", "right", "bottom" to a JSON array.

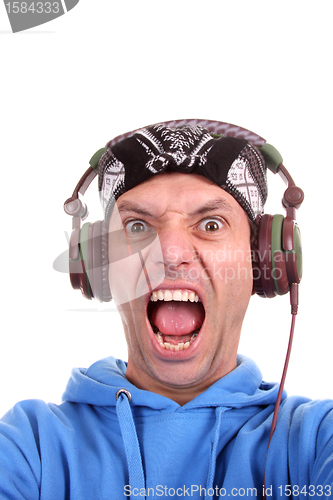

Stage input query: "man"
[
  {"left": 110, "top": 171, "right": 252, "bottom": 406},
  {"left": 103, "top": 124, "right": 256, "bottom": 406},
  {"left": 0, "top": 120, "right": 332, "bottom": 499}
]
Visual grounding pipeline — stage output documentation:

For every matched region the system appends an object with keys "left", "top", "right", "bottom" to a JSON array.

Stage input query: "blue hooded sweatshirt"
[{"left": 1, "top": 355, "right": 333, "bottom": 499}]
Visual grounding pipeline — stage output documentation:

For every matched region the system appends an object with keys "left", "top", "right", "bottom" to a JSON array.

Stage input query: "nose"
[
  {"left": 157, "top": 224, "right": 194, "bottom": 272},
  {"left": 141, "top": 221, "right": 201, "bottom": 288}
]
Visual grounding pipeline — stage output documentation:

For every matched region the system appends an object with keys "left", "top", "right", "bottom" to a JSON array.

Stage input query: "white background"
[{"left": 0, "top": 1, "right": 332, "bottom": 418}]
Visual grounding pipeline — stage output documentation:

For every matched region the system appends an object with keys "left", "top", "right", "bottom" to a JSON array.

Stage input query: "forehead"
[{"left": 116, "top": 172, "right": 244, "bottom": 219}]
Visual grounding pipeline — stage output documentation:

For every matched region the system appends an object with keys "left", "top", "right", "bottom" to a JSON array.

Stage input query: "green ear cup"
[
  {"left": 270, "top": 215, "right": 302, "bottom": 295},
  {"left": 79, "top": 222, "right": 92, "bottom": 299},
  {"left": 270, "top": 215, "right": 285, "bottom": 295},
  {"left": 292, "top": 224, "right": 303, "bottom": 281}
]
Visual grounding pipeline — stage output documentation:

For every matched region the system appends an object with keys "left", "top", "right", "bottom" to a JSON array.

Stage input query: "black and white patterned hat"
[{"left": 98, "top": 122, "right": 268, "bottom": 222}]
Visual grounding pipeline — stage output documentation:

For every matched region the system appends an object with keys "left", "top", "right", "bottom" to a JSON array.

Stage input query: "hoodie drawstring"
[
  {"left": 116, "top": 389, "right": 146, "bottom": 499},
  {"left": 205, "top": 407, "right": 226, "bottom": 500},
  {"left": 116, "top": 390, "right": 226, "bottom": 500}
]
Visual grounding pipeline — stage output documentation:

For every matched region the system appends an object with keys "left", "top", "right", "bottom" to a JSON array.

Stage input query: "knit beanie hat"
[{"left": 97, "top": 121, "right": 268, "bottom": 222}]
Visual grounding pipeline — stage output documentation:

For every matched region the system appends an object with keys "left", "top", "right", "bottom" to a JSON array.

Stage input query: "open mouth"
[{"left": 147, "top": 289, "right": 205, "bottom": 352}]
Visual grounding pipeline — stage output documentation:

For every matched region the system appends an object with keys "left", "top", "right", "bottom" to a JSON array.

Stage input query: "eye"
[
  {"left": 197, "top": 218, "right": 224, "bottom": 232},
  {"left": 125, "top": 220, "right": 151, "bottom": 234}
]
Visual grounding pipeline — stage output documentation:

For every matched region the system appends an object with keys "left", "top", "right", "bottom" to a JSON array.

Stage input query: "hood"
[
  {"left": 60, "top": 355, "right": 288, "bottom": 499},
  {"left": 62, "top": 354, "right": 285, "bottom": 412}
]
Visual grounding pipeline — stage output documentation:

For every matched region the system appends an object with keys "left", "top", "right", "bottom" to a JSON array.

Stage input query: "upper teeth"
[{"left": 150, "top": 289, "right": 200, "bottom": 302}]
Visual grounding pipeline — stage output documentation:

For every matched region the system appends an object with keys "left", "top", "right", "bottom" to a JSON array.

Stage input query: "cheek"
[
  {"left": 228, "top": 248, "right": 253, "bottom": 304},
  {"left": 203, "top": 244, "right": 252, "bottom": 288},
  {"left": 108, "top": 231, "right": 165, "bottom": 306},
  {"left": 117, "top": 301, "right": 146, "bottom": 351},
  {"left": 108, "top": 254, "right": 152, "bottom": 306},
  {"left": 108, "top": 260, "right": 137, "bottom": 306}
]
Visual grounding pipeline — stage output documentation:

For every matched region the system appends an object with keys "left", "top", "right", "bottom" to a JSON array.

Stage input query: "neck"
[{"left": 125, "top": 357, "right": 237, "bottom": 406}]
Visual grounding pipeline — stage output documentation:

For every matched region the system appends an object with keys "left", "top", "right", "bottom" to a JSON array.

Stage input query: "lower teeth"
[{"left": 155, "top": 331, "right": 199, "bottom": 351}]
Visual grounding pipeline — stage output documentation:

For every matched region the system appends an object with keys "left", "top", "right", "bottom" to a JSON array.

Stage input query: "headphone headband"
[{"left": 106, "top": 119, "right": 266, "bottom": 149}]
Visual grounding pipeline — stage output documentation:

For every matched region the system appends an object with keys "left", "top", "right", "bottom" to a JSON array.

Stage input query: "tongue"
[{"left": 151, "top": 301, "right": 204, "bottom": 337}]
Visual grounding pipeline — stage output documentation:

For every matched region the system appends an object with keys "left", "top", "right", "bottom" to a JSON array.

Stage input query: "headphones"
[{"left": 63, "top": 119, "right": 304, "bottom": 302}]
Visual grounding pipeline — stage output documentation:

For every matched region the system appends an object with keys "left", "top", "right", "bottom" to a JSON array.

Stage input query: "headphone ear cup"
[
  {"left": 252, "top": 214, "right": 276, "bottom": 298},
  {"left": 270, "top": 215, "right": 290, "bottom": 296},
  {"left": 78, "top": 222, "right": 93, "bottom": 300},
  {"left": 69, "top": 226, "right": 83, "bottom": 292},
  {"left": 88, "top": 221, "right": 103, "bottom": 302},
  {"left": 100, "top": 220, "right": 112, "bottom": 302},
  {"left": 69, "top": 224, "right": 91, "bottom": 299},
  {"left": 252, "top": 214, "right": 302, "bottom": 298},
  {"left": 83, "top": 220, "right": 112, "bottom": 302},
  {"left": 68, "top": 220, "right": 112, "bottom": 302},
  {"left": 68, "top": 222, "right": 92, "bottom": 300},
  {"left": 282, "top": 216, "right": 302, "bottom": 285}
]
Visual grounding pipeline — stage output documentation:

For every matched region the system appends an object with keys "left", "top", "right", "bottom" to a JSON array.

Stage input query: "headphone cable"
[{"left": 262, "top": 283, "right": 299, "bottom": 499}]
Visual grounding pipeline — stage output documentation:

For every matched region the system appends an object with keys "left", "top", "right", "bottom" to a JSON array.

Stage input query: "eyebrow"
[
  {"left": 117, "top": 201, "right": 156, "bottom": 218},
  {"left": 117, "top": 197, "right": 236, "bottom": 218},
  {"left": 188, "top": 198, "right": 236, "bottom": 217}
]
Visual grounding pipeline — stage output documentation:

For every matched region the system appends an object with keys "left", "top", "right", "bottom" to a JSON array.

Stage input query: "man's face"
[{"left": 108, "top": 172, "right": 253, "bottom": 404}]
